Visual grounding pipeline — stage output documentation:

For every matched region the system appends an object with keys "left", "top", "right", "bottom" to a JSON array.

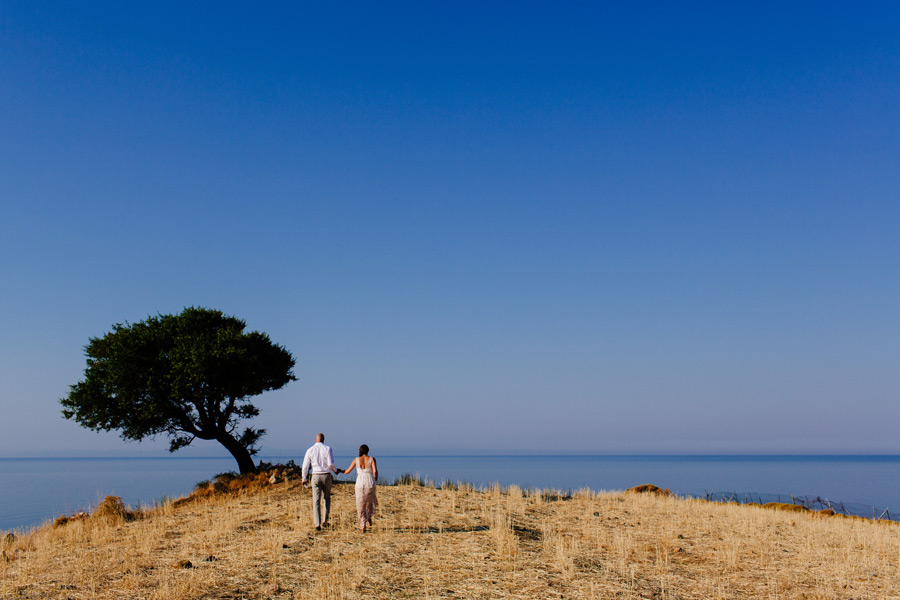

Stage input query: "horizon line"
[{"left": 3, "top": 452, "right": 900, "bottom": 460}]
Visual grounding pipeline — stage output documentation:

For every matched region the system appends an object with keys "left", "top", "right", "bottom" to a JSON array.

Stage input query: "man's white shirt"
[{"left": 302, "top": 442, "right": 338, "bottom": 481}]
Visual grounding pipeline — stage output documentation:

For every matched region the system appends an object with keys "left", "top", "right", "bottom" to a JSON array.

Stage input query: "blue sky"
[{"left": 1, "top": 2, "right": 898, "bottom": 457}]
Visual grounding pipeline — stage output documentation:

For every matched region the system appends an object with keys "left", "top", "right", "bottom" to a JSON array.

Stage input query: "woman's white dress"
[{"left": 355, "top": 464, "right": 378, "bottom": 529}]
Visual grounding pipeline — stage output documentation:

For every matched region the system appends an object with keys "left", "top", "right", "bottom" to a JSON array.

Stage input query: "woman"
[{"left": 342, "top": 444, "right": 378, "bottom": 532}]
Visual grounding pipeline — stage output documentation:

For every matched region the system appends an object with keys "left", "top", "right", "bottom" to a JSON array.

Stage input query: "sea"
[{"left": 2, "top": 454, "right": 900, "bottom": 532}]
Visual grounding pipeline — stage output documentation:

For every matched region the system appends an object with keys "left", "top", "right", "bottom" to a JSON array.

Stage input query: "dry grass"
[{"left": 2, "top": 477, "right": 899, "bottom": 599}]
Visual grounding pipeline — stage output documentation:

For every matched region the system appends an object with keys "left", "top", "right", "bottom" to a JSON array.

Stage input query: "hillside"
[{"left": 2, "top": 475, "right": 898, "bottom": 599}]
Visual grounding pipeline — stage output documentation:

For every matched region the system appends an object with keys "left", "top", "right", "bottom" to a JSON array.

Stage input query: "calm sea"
[{"left": 2, "top": 455, "right": 899, "bottom": 532}]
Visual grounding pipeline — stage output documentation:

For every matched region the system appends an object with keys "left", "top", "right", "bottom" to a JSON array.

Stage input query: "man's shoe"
[{"left": 315, "top": 526, "right": 321, "bottom": 531}]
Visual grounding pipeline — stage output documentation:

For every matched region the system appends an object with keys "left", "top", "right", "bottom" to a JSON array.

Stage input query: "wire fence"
[{"left": 690, "top": 490, "right": 897, "bottom": 522}]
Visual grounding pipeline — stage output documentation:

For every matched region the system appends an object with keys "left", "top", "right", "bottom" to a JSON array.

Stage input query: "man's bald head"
[{"left": 316, "top": 433, "right": 324, "bottom": 443}]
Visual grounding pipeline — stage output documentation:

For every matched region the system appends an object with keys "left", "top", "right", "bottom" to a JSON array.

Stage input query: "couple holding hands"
[{"left": 301, "top": 433, "right": 378, "bottom": 532}]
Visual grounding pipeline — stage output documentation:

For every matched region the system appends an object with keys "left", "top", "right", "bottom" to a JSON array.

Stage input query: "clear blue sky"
[{"left": 1, "top": 1, "right": 898, "bottom": 457}]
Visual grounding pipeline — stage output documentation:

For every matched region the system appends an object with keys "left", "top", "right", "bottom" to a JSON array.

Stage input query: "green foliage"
[{"left": 60, "top": 307, "right": 296, "bottom": 473}]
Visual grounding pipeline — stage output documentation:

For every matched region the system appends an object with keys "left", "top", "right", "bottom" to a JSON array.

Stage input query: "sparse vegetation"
[
  {"left": 3, "top": 477, "right": 899, "bottom": 599},
  {"left": 393, "top": 472, "right": 426, "bottom": 486}
]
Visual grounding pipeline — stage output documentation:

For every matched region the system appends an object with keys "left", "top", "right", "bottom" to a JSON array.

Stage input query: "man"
[{"left": 301, "top": 433, "right": 342, "bottom": 530}]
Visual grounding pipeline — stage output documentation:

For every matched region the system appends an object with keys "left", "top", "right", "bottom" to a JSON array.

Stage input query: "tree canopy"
[{"left": 61, "top": 307, "right": 296, "bottom": 473}]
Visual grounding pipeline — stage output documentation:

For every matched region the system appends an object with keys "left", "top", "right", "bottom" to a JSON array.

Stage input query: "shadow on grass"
[
  {"left": 388, "top": 524, "right": 542, "bottom": 539},
  {"left": 390, "top": 525, "right": 491, "bottom": 534}
]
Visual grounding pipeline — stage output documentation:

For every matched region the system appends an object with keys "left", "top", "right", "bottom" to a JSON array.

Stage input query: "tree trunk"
[{"left": 216, "top": 432, "right": 257, "bottom": 474}]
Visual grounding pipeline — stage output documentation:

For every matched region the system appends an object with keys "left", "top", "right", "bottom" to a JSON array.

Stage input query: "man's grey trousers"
[{"left": 311, "top": 473, "right": 333, "bottom": 527}]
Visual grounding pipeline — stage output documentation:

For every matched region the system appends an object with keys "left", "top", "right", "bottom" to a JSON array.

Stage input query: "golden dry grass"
[{"left": 2, "top": 478, "right": 899, "bottom": 599}]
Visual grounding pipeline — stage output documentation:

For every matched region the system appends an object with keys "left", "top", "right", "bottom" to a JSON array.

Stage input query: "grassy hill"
[{"left": 2, "top": 473, "right": 898, "bottom": 599}]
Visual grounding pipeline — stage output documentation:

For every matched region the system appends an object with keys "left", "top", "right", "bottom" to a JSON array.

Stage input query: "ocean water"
[{"left": 2, "top": 455, "right": 899, "bottom": 532}]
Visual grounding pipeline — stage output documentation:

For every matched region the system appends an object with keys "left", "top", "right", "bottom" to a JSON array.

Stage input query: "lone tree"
[{"left": 61, "top": 307, "right": 296, "bottom": 473}]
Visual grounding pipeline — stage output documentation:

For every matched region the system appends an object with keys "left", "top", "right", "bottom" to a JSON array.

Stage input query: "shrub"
[
  {"left": 94, "top": 496, "right": 137, "bottom": 521},
  {"left": 626, "top": 484, "right": 672, "bottom": 497},
  {"left": 52, "top": 511, "right": 90, "bottom": 528}
]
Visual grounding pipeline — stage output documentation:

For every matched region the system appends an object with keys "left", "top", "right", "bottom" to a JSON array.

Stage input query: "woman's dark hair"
[{"left": 359, "top": 444, "right": 369, "bottom": 457}]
